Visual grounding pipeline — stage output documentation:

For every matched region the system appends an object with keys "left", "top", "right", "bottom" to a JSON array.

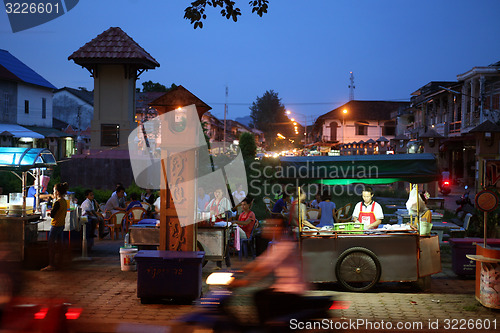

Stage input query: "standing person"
[
  {"left": 234, "top": 197, "right": 256, "bottom": 239},
  {"left": 41, "top": 182, "right": 69, "bottom": 271},
  {"left": 317, "top": 194, "right": 337, "bottom": 227},
  {"left": 290, "top": 189, "right": 319, "bottom": 230},
  {"left": 352, "top": 187, "right": 384, "bottom": 230}
]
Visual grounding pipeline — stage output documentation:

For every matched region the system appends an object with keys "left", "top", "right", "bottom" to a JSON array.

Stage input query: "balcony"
[{"left": 449, "top": 121, "right": 461, "bottom": 135}]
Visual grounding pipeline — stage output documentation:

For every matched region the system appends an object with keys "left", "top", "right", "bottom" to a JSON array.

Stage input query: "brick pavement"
[{"left": 13, "top": 237, "right": 500, "bottom": 332}]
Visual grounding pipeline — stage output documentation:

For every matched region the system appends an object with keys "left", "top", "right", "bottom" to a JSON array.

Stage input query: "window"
[
  {"left": 382, "top": 121, "right": 396, "bottom": 136},
  {"left": 493, "top": 94, "right": 500, "bottom": 110},
  {"left": 24, "top": 100, "right": 29, "bottom": 114},
  {"left": 42, "top": 98, "right": 46, "bottom": 119},
  {"left": 101, "top": 124, "right": 120, "bottom": 146},
  {"left": 355, "top": 121, "right": 368, "bottom": 135}
]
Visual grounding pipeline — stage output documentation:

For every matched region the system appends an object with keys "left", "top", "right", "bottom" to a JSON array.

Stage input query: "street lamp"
[
  {"left": 342, "top": 109, "right": 348, "bottom": 145},
  {"left": 287, "top": 110, "right": 308, "bottom": 149}
]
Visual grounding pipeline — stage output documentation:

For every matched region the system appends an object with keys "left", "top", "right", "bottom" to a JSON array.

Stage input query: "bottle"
[{"left": 124, "top": 232, "right": 130, "bottom": 248}]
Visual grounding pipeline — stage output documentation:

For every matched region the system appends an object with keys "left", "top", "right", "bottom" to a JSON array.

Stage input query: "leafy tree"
[
  {"left": 141, "top": 81, "right": 178, "bottom": 93},
  {"left": 184, "top": 0, "right": 269, "bottom": 29},
  {"left": 239, "top": 132, "right": 257, "bottom": 161},
  {"left": 249, "top": 90, "right": 294, "bottom": 148}
]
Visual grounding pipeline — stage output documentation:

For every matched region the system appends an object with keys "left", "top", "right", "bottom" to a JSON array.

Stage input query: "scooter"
[
  {"left": 439, "top": 180, "right": 451, "bottom": 196},
  {"left": 174, "top": 272, "right": 334, "bottom": 332},
  {"left": 456, "top": 185, "right": 474, "bottom": 216}
]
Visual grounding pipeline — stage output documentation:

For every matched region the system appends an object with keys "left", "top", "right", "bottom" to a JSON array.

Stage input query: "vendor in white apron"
[{"left": 352, "top": 187, "right": 384, "bottom": 230}]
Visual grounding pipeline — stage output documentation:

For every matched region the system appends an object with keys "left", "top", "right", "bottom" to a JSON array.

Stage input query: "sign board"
[
  {"left": 484, "top": 160, "right": 500, "bottom": 188},
  {"left": 475, "top": 190, "right": 499, "bottom": 213}
]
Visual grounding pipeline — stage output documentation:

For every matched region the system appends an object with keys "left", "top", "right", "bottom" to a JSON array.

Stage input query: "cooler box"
[
  {"left": 135, "top": 250, "right": 205, "bottom": 302},
  {"left": 449, "top": 238, "right": 500, "bottom": 276}
]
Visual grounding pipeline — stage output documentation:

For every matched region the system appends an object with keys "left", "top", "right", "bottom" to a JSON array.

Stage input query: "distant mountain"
[{"left": 234, "top": 115, "right": 252, "bottom": 127}]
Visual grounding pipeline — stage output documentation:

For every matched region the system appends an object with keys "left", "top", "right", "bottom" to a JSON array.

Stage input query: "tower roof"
[{"left": 68, "top": 27, "right": 159, "bottom": 69}]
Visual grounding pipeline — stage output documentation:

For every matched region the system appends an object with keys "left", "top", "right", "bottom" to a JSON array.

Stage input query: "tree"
[
  {"left": 141, "top": 81, "right": 178, "bottom": 92},
  {"left": 239, "top": 132, "right": 257, "bottom": 161},
  {"left": 249, "top": 90, "right": 293, "bottom": 148},
  {"left": 184, "top": 0, "right": 269, "bottom": 29}
]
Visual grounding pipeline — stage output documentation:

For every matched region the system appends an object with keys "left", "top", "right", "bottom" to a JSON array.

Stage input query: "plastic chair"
[
  {"left": 125, "top": 207, "right": 147, "bottom": 230},
  {"left": 306, "top": 208, "right": 320, "bottom": 220},
  {"left": 140, "top": 202, "right": 151, "bottom": 211},
  {"left": 104, "top": 211, "right": 126, "bottom": 240},
  {"left": 239, "top": 220, "right": 258, "bottom": 260},
  {"left": 337, "top": 203, "right": 352, "bottom": 222}
]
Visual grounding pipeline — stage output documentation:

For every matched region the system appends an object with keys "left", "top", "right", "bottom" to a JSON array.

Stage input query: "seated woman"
[
  {"left": 234, "top": 197, "right": 256, "bottom": 239},
  {"left": 317, "top": 193, "right": 338, "bottom": 228}
]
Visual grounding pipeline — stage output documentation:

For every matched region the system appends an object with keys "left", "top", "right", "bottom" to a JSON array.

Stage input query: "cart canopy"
[
  {"left": 0, "top": 147, "right": 57, "bottom": 172},
  {"left": 278, "top": 153, "right": 439, "bottom": 184}
]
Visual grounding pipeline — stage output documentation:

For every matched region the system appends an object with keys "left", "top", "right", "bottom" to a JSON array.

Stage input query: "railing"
[{"left": 449, "top": 121, "right": 461, "bottom": 134}]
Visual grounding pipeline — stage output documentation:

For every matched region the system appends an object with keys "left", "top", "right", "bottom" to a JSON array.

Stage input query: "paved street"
[{"left": 9, "top": 231, "right": 498, "bottom": 333}]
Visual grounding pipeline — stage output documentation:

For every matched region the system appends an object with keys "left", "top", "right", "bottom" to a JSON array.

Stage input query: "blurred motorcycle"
[{"left": 439, "top": 180, "right": 451, "bottom": 196}]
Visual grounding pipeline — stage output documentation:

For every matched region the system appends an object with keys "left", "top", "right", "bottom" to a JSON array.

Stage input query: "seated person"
[
  {"left": 111, "top": 183, "right": 127, "bottom": 208},
  {"left": 81, "top": 189, "right": 108, "bottom": 242},
  {"left": 126, "top": 193, "right": 142, "bottom": 211},
  {"left": 141, "top": 189, "right": 156, "bottom": 206},
  {"left": 152, "top": 195, "right": 161, "bottom": 220},
  {"left": 352, "top": 187, "right": 383, "bottom": 230},
  {"left": 290, "top": 190, "right": 319, "bottom": 230},
  {"left": 234, "top": 197, "right": 256, "bottom": 239},
  {"left": 207, "top": 187, "right": 232, "bottom": 222},
  {"left": 272, "top": 193, "right": 290, "bottom": 215},
  {"left": 197, "top": 186, "right": 211, "bottom": 212},
  {"left": 317, "top": 194, "right": 337, "bottom": 227},
  {"left": 309, "top": 194, "right": 321, "bottom": 209},
  {"left": 103, "top": 186, "right": 126, "bottom": 216}
]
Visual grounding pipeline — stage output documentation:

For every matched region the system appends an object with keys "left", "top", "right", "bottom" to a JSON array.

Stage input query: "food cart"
[
  {"left": 0, "top": 148, "right": 57, "bottom": 261},
  {"left": 279, "top": 153, "right": 442, "bottom": 291}
]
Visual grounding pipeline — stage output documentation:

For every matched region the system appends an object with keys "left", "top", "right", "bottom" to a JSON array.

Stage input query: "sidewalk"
[{"left": 15, "top": 238, "right": 499, "bottom": 332}]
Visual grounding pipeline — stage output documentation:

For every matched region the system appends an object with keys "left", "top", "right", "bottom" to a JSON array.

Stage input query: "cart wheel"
[
  {"left": 335, "top": 247, "right": 381, "bottom": 292},
  {"left": 196, "top": 241, "right": 208, "bottom": 267}
]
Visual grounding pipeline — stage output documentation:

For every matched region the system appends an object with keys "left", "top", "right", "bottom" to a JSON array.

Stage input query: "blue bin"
[{"left": 135, "top": 250, "right": 205, "bottom": 302}]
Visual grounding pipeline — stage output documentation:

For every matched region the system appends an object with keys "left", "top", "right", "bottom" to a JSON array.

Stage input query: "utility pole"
[
  {"left": 223, "top": 85, "right": 228, "bottom": 153},
  {"left": 348, "top": 72, "right": 355, "bottom": 101}
]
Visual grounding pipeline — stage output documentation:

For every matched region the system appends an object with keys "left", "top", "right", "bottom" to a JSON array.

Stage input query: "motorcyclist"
[{"left": 230, "top": 217, "right": 330, "bottom": 325}]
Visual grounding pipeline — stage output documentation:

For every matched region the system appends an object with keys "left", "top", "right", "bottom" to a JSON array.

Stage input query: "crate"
[
  {"left": 334, "top": 222, "right": 364, "bottom": 234},
  {"left": 334, "top": 223, "right": 350, "bottom": 232},
  {"left": 135, "top": 250, "right": 205, "bottom": 302}
]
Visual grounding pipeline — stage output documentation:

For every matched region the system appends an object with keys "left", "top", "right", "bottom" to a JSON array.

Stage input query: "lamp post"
[
  {"left": 342, "top": 109, "right": 348, "bottom": 144},
  {"left": 287, "top": 110, "right": 307, "bottom": 149}
]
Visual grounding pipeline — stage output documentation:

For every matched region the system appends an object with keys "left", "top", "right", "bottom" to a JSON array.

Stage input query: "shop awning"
[
  {"left": 0, "top": 124, "right": 44, "bottom": 139},
  {"left": 24, "top": 126, "right": 70, "bottom": 138},
  {"left": 278, "top": 153, "right": 439, "bottom": 185},
  {"left": 0, "top": 147, "right": 57, "bottom": 171}
]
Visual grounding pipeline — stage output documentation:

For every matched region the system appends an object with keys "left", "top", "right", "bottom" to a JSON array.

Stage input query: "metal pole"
[{"left": 304, "top": 115, "right": 307, "bottom": 149}]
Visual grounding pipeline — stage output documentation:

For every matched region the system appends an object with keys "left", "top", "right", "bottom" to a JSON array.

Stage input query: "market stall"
[
  {"left": 0, "top": 147, "right": 57, "bottom": 261},
  {"left": 278, "top": 153, "right": 442, "bottom": 291}
]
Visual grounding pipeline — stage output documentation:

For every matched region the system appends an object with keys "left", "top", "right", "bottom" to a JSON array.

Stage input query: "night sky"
[{"left": 2, "top": 0, "right": 500, "bottom": 124}]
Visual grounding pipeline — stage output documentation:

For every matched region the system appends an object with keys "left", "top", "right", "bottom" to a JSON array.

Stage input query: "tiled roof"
[
  {"left": 55, "top": 87, "right": 94, "bottom": 106},
  {"left": 149, "top": 85, "right": 211, "bottom": 117},
  {"left": 419, "top": 129, "right": 443, "bottom": 138},
  {"left": 468, "top": 120, "right": 500, "bottom": 133},
  {"left": 136, "top": 92, "right": 166, "bottom": 109},
  {"left": 317, "top": 100, "right": 410, "bottom": 123},
  {"left": 68, "top": 27, "right": 160, "bottom": 69},
  {"left": 0, "top": 49, "right": 56, "bottom": 89}
]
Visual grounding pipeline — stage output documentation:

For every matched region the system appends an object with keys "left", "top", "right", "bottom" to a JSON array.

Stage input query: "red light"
[
  {"left": 65, "top": 308, "right": 82, "bottom": 320},
  {"left": 329, "top": 301, "right": 351, "bottom": 310},
  {"left": 444, "top": 181, "right": 450, "bottom": 185},
  {"left": 34, "top": 308, "right": 48, "bottom": 320}
]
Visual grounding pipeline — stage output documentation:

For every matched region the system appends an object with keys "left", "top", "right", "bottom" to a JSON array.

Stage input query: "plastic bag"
[{"left": 406, "top": 185, "right": 427, "bottom": 215}]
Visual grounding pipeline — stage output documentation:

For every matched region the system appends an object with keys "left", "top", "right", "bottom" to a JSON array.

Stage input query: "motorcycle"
[
  {"left": 174, "top": 271, "right": 335, "bottom": 332},
  {"left": 456, "top": 185, "right": 474, "bottom": 216},
  {"left": 439, "top": 180, "right": 451, "bottom": 196}
]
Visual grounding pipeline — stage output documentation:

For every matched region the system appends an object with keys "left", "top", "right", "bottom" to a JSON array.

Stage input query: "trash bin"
[
  {"left": 449, "top": 238, "right": 500, "bottom": 276},
  {"left": 135, "top": 250, "right": 205, "bottom": 302}
]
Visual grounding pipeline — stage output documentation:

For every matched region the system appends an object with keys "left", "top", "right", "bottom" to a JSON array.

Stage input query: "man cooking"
[{"left": 352, "top": 187, "right": 384, "bottom": 230}]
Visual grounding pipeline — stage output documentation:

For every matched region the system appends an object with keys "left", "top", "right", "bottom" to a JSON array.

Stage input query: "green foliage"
[
  {"left": 239, "top": 132, "right": 257, "bottom": 161},
  {"left": 249, "top": 90, "right": 291, "bottom": 148},
  {"left": 141, "top": 81, "right": 178, "bottom": 93},
  {"left": 0, "top": 172, "right": 22, "bottom": 195},
  {"left": 184, "top": 0, "right": 269, "bottom": 29}
]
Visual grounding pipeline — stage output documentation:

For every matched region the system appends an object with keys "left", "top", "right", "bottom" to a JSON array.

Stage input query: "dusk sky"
[{"left": 2, "top": 0, "right": 500, "bottom": 125}]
